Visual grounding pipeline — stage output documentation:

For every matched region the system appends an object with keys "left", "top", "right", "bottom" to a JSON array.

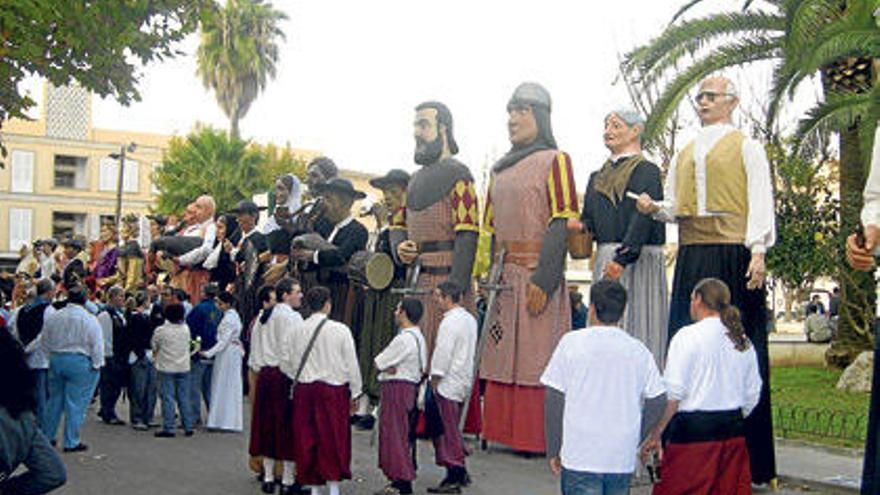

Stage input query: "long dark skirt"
[
  {"left": 292, "top": 382, "right": 352, "bottom": 485},
  {"left": 378, "top": 380, "right": 418, "bottom": 482},
  {"left": 248, "top": 367, "right": 295, "bottom": 460},
  {"left": 433, "top": 392, "right": 466, "bottom": 469},
  {"left": 668, "top": 243, "right": 775, "bottom": 483},
  {"left": 359, "top": 282, "right": 403, "bottom": 402},
  {"left": 861, "top": 320, "right": 880, "bottom": 494}
]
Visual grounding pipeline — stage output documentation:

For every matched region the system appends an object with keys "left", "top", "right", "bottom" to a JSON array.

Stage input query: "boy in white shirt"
[
  {"left": 427, "top": 282, "right": 477, "bottom": 494},
  {"left": 374, "top": 298, "right": 428, "bottom": 495},
  {"left": 541, "top": 280, "right": 665, "bottom": 495}
]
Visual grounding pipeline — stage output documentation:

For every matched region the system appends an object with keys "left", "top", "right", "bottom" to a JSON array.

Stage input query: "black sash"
[{"left": 665, "top": 409, "right": 745, "bottom": 444}]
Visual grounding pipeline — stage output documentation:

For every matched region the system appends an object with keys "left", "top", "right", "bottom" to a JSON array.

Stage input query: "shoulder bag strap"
[{"left": 291, "top": 317, "right": 329, "bottom": 386}]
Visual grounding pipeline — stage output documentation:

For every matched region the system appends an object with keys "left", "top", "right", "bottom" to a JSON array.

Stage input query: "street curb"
[{"left": 778, "top": 474, "right": 859, "bottom": 494}]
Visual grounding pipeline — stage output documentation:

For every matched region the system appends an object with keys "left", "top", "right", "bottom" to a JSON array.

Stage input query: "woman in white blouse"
[{"left": 202, "top": 291, "right": 244, "bottom": 432}]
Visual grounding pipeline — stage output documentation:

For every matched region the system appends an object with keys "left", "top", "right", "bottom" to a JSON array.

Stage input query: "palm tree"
[
  {"left": 622, "top": 0, "right": 879, "bottom": 365},
  {"left": 196, "top": 0, "right": 286, "bottom": 139}
]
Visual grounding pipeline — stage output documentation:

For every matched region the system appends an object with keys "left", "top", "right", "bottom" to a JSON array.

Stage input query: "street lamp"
[{"left": 108, "top": 142, "right": 137, "bottom": 228}]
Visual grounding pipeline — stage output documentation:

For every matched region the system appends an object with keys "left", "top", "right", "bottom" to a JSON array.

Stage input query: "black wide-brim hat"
[
  {"left": 369, "top": 169, "right": 411, "bottom": 189},
  {"left": 230, "top": 200, "right": 263, "bottom": 216},
  {"left": 314, "top": 177, "right": 367, "bottom": 199}
]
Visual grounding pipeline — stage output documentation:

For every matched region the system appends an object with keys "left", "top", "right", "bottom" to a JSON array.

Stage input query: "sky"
[{"left": 23, "top": 0, "right": 820, "bottom": 189}]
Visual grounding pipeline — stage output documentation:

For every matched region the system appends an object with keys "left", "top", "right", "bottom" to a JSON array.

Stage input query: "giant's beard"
[{"left": 414, "top": 135, "right": 443, "bottom": 166}]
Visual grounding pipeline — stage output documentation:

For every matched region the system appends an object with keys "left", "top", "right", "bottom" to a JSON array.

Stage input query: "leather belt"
[
  {"left": 501, "top": 240, "right": 543, "bottom": 254},
  {"left": 418, "top": 240, "right": 455, "bottom": 253},
  {"left": 421, "top": 265, "right": 452, "bottom": 275}
]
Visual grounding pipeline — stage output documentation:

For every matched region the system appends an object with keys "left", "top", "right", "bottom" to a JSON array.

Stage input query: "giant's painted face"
[
  {"left": 603, "top": 113, "right": 641, "bottom": 154},
  {"left": 696, "top": 77, "right": 737, "bottom": 127},
  {"left": 275, "top": 178, "right": 291, "bottom": 205},
  {"left": 413, "top": 108, "right": 443, "bottom": 165},
  {"left": 381, "top": 184, "right": 405, "bottom": 214},
  {"left": 99, "top": 224, "right": 116, "bottom": 244},
  {"left": 507, "top": 104, "right": 539, "bottom": 147}
]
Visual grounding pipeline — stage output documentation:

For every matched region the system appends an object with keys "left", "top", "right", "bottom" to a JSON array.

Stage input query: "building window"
[
  {"left": 52, "top": 212, "right": 87, "bottom": 239},
  {"left": 8, "top": 208, "right": 33, "bottom": 252},
  {"left": 10, "top": 150, "right": 35, "bottom": 193},
  {"left": 100, "top": 157, "right": 139, "bottom": 193},
  {"left": 54, "top": 155, "right": 88, "bottom": 189},
  {"left": 151, "top": 162, "right": 161, "bottom": 195}
]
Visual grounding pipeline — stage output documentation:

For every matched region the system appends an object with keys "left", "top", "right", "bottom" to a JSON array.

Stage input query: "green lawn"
[{"left": 771, "top": 366, "right": 870, "bottom": 448}]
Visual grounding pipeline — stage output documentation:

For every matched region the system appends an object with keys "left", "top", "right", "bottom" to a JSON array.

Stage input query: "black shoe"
[
  {"left": 154, "top": 430, "right": 175, "bottom": 438},
  {"left": 261, "top": 481, "right": 276, "bottom": 494},
  {"left": 426, "top": 482, "right": 461, "bottom": 494},
  {"left": 355, "top": 414, "right": 376, "bottom": 431},
  {"left": 49, "top": 440, "right": 57, "bottom": 447},
  {"left": 63, "top": 443, "right": 88, "bottom": 453},
  {"left": 102, "top": 417, "right": 126, "bottom": 426},
  {"left": 279, "top": 484, "right": 309, "bottom": 495},
  {"left": 184, "top": 430, "right": 194, "bottom": 437}
]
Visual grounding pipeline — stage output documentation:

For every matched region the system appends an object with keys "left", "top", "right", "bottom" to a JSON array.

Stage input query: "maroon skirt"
[
  {"left": 292, "top": 382, "right": 352, "bottom": 485},
  {"left": 378, "top": 380, "right": 418, "bottom": 482},
  {"left": 433, "top": 391, "right": 467, "bottom": 468},
  {"left": 248, "top": 367, "right": 295, "bottom": 460}
]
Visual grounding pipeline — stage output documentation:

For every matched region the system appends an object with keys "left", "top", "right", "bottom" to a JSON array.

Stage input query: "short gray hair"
[{"left": 606, "top": 108, "right": 645, "bottom": 129}]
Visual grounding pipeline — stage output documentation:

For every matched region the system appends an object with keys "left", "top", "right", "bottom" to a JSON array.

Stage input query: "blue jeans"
[
  {"left": 129, "top": 358, "right": 158, "bottom": 425},
  {"left": 561, "top": 469, "right": 631, "bottom": 495},
  {"left": 44, "top": 353, "right": 100, "bottom": 449},
  {"left": 32, "top": 369, "right": 49, "bottom": 432},
  {"left": 0, "top": 421, "right": 67, "bottom": 495},
  {"left": 159, "top": 371, "right": 193, "bottom": 433},
  {"left": 189, "top": 359, "right": 213, "bottom": 423}
]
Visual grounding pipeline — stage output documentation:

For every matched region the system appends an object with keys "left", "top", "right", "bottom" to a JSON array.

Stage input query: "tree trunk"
[
  {"left": 827, "top": 124, "right": 876, "bottom": 368},
  {"left": 230, "top": 116, "right": 240, "bottom": 140}
]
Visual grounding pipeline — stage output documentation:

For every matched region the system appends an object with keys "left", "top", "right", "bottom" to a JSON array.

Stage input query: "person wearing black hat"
[
  {"left": 353, "top": 169, "right": 412, "bottom": 430},
  {"left": 60, "top": 238, "right": 88, "bottom": 291},
  {"left": 302, "top": 156, "right": 340, "bottom": 239},
  {"left": 229, "top": 200, "right": 269, "bottom": 329},
  {"left": 291, "top": 178, "right": 368, "bottom": 329}
]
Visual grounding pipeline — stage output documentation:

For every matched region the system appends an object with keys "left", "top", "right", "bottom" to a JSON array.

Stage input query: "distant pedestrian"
[
  {"left": 14, "top": 278, "right": 57, "bottom": 432},
  {"left": 97, "top": 285, "right": 130, "bottom": 425},
  {"left": 127, "top": 291, "right": 158, "bottom": 430},
  {"left": 186, "top": 283, "right": 223, "bottom": 424},
  {"left": 203, "top": 291, "right": 244, "bottom": 432},
  {"left": 152, "top": 303, "right": 194, "bottom": 438}
]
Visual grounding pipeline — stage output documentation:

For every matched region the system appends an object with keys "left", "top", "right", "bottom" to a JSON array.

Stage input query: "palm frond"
[
  {"left": 669, "top": 0, "right": 759, "bottom": 24},
  {"left": 794, "top": 86, "right": 880, "bottom": 157}
]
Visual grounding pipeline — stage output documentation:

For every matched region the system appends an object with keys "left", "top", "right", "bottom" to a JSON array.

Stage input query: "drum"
[{"left": 347, "top": 251, "right": 394, "bottom": 290}]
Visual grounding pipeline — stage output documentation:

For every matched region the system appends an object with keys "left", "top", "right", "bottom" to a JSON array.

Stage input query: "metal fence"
[{"left": 773, "top": 404, "right": 868, "bottom": 442}]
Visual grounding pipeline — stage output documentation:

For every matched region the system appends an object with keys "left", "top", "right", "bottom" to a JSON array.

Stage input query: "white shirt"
[
  {"left": 151, "top": 322, "right": 191, "bottom": 373},
  {"left": 97, "top": 307, "right": 126, "bottom": 359},
  {"left": 541, "top": 326, "right": 665, "bottom": 473},
  {"left": 664, "top": 317, "right": 762, "bottom": 416},
  {"left": 13, "top": 302, "right": 56, "bottom": 370},
  {"left": 248, "top": 304, "right": 302, "bottom": 371},
  {"left": 41, "top": 304, "right": 104, "bottom": 369},
  {"left": 430, "top": 306, "right": 477, "bottom": 402},
  {"left": 178, "top": 219, "right": 217, "bottom": 266},
  {"left": 860, "top": 125, "right": 880, "bottom": 230},
  {"left": 282, "top": 313, "right": 362, "bottom": 397},
  {"left": 38, "top": 254, "right": 56, "bottom": 280},
  {"left": 203, "top": 309, "right": 242, "bottom": 359},
  {"left": 654, "top": 123, "right": 776, "bottom": 253},
  {"left": 375, "top": 326, "right": 427, "bottom": 383}
]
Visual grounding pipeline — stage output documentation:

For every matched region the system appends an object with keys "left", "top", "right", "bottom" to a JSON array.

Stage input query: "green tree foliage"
[
  {"left": 0, "top": 1, "right": 204, "bottom": 148},
  {"left": 155, "top": 126, "right": 268, "bottom": 215},
  {"left": 766, "top": 142, "right": 839, "bottom": 318},
  {"left": 196, "top": 0, "right": 286, "bottom": 139}
]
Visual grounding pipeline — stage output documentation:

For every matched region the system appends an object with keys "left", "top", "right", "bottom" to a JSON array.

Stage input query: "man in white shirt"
[
  {"left": 845, "top": 122, "right": 880, "bottom": 493},
  {"left": 14, "top": 278, "right": 56, "bottom": 433},
  {"left": 636, "top": 75, "right": 776, "bottom": 485},
  {"left": 374, "top": 298, "right": 428, "bottom": 495},
  {"left": 541, "top": 280, "right": 665, "bottom": 495},
  {"left": 41, "top": 286, "right": 104, "bottom": 452},
  {"left": 249, "top": 278, "right": 308, "bottom": 495},
  {"left": 641, "top": 278, "right": 761, "bottom": 494},
  {"left": 284, "top": 286, "right": 361, "bottom": 495},
  {"left": 426, "top": 282, "right": 477, "bottom": 494}
]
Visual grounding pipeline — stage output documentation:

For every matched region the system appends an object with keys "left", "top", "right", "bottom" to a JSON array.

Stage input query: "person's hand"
[
  {"left": 526, "top": 282, "right": 548, "bottom": 316},
  {"left": 603, "top": 261, "right": 624, "bottom": 280},
  {"left": 397, "top": 240, "right": 419, "bottom": 265},
  {"left": 636, "top": 193, "right": 659, "bottom": 215},
  {"left": 350, "top": 399, "right": 359, "bottom": 415},
  {"left": 566, "top": 218, "right": 585, "bottom": 233},
  {"left": 639, "top": 433, "right": 663, "bottom": 464},
  {"left": 847, "top": 226, "right": 879, "bottom": 272},
  {"left": 548, "top": 456, "right": 562, "bottom": 476},
  {"left": 222, "top": 239, "right": 234, "bottom": 253},
  {"left": 745, "top": 252, "right": 766, "bottom": 290},
  {"left": 386, "top": 366, "right": 397, "bottom": 375}
]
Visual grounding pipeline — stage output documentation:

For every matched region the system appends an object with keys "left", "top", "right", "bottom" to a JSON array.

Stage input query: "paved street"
[{"left": 49, "top": 400, "right": 837, "bottom": 494}]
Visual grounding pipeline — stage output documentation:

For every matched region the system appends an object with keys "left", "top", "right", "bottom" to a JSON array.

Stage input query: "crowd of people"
[{"left": 10, "top": 72, "right": 877, "bottom": 495}]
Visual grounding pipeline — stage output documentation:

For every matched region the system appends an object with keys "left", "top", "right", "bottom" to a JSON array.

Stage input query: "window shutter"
[
  {"left": 10, "top": 150, "right": 35, "bottom": 193},
  {"left": 8, "top": 208, "right": 33, "bottom": 251},
  {"left": 99, "top": 158, "right": 118, "bottom": 192},
  {"left": 123, "top": 159, "right": 139, "bottom": 193}
]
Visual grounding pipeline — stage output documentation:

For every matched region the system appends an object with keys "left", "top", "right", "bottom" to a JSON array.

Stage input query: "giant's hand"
[
  {"left": 745, "top": 252, "right": 766, "bottom": 290},
  {"left": 635, "top": 193, "right": 660, "bottom": 215},
  {"left": 526, "top": 282, "right": 549, "bottom": 316},
  {"left": 397, "top": 240, "right": 419, "bottom": 265},
  {"left": 602, "top": 261, "right": 624, "bottom": 280},
  {"left": 847, "top": 225, "right": 879, "bottom": 272}
]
